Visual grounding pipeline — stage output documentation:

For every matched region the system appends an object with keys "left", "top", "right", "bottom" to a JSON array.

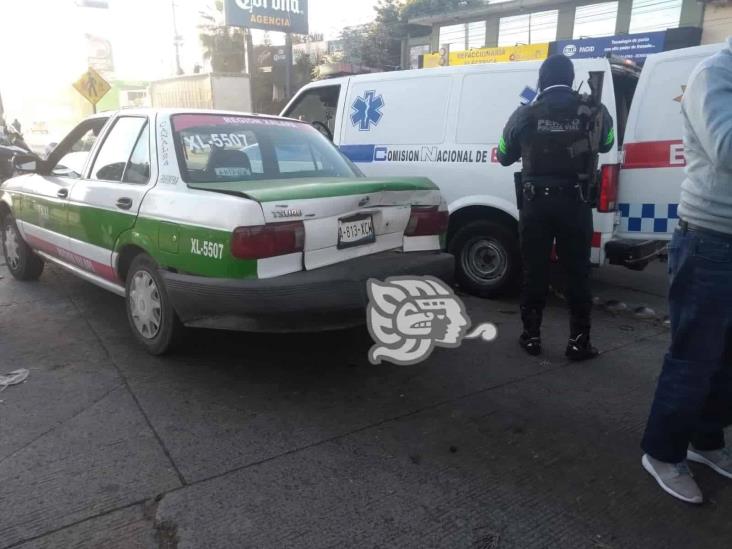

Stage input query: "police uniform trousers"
[{"left": 519, "top": 185, "right": 593, "bottom": 337}]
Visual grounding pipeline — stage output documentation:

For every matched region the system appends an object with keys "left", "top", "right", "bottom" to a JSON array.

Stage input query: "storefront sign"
[
  {"left": 553, "top": 31, "right": 666, "bottom": 63},
  {"left": 423, "top": 43, "right": 549, "bottom": 68}
]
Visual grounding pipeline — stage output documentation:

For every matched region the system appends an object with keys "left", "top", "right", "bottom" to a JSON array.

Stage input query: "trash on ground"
[
  {"left": 0, "top": 369, "right": 30, "bottom": 393},
  {"left": 604, "top": 300, "right": 628, "bottom": 313},
  {"left": 633, "top": 306, "right": 657, "bottom": 319}
]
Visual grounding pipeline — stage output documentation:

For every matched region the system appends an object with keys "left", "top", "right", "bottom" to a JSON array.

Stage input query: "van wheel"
[
  {"left": 2, "top": 214, "right": 44, "bottom": 281},
  {"left": 125, "top": 254, "right": 185, "bottom": 355},
  {"left": 449, "top": 219, "right": 520, "bottom": 298}
]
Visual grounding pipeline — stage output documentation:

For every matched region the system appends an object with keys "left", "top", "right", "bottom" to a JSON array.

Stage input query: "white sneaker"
[
  {"left": 687, "top": 447, "right": 732, "bottom": 480},
  {"left": 642, "top": 454, "right": 703, "bottom": 504}
]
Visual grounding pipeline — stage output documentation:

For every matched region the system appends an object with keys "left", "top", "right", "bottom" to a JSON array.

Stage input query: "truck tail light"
[
  {"left": 598, "top": 164, "right": 619, "bottom": 213},
  {"left": 231, "top": 221, "right": 304, "bottom": 259},
  {"left": 405, "top": 206, "right": 449, "bottom": 236}
]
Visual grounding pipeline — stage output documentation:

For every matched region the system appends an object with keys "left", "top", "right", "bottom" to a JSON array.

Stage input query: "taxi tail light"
[
  {"left": 598, "top": 164, "right": 619, "bottom": 213},
  {"left": 231, "top": 221, "right": 305, "bottom": 259},
  {"left": 405, "top": 206, "right": 449, "bottom": 236}
]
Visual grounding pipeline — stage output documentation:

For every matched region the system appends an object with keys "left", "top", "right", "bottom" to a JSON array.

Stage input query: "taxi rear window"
[{"left": 171, "top": 114, "right": 356, "bottom": 183}]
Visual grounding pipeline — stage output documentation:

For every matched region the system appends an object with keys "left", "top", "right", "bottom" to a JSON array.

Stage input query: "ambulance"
[{"left": 282, "top": 42, "right": 726, "bottom": 297}]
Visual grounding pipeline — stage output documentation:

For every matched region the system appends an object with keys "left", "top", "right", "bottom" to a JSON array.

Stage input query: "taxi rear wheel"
[
  {"left": 2, "top": 214, "right": 44, "bottom": 281},
  {"left": 125, "top": 254, "right": 184, "bottom": 355}
]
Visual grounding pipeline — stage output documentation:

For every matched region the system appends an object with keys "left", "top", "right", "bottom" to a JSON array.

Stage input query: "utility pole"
[
  {"left": 285, "top": 33, "right": 293, "bottom": 100},
  {"left": 245, "top": 30, "right": 256, "bottom": 112},
  {"left": 171, "top": 0, "right": 183, "bottom": 75}
]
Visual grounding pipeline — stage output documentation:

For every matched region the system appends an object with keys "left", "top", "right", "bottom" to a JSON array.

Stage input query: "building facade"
[
  {"left": 402, "top": 0, "right": 726, "bottom": 69},
  {"left": 701, "top": 0, "right": 732, "bottom": 43}
]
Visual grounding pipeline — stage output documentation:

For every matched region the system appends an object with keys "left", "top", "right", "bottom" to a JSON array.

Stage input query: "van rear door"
[{"left": 616, "top": 43, "right": 725, "bottom": 241}]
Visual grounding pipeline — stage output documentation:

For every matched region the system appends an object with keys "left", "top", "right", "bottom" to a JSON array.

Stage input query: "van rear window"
[{"left": 171, "top": 114, "right": 357, "bottom": 183}]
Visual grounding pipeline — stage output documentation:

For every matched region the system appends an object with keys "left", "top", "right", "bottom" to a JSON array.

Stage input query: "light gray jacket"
[{"left": 678, "top": 38, "right": 732, "bottom": 234}]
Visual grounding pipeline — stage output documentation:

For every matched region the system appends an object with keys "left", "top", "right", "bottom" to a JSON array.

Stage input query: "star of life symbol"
[
  {"left": 366, "top": 276, "right": 498, "bottom": 366},
  {"left": 351, "top": 90, "right": 384, "bottom": 131}
]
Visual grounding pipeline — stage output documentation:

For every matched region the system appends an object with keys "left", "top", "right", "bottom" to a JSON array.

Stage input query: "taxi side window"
[
  {"left": 53, "top": 128, "right": 99, "bottom": 178},
  {"left": 91, "top": 117, "right": 147, "bottom": 182},
  {"left": 283, "top": 85, "right": 340, "bottom": 140},
  {"left": 122, "top": 123, "right": 150, "bottom": 184},
  {"left": 49, "top": 118, "right": 108, "bottom": 178}
]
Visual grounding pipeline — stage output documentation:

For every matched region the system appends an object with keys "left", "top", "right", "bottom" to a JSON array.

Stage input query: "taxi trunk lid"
[{"left": 189, "top": 176, "right": 443, "bottom": 272}]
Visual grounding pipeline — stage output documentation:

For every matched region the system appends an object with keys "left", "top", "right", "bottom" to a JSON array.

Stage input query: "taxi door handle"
[
  {"left": 116, "top": 197, "right": 133, "bottom": 210},
  {"left": 57, "top": 188, "right": 68, "bottom": 199}
]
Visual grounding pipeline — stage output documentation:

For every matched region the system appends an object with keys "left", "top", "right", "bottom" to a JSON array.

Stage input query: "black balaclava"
[{"left": 538, "top": 54, "right": 575, "bottom": 91}]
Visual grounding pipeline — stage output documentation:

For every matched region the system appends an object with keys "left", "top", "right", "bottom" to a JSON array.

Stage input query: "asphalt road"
[{"left": 1, "top": 259, "right": 731, "bottom": 549}]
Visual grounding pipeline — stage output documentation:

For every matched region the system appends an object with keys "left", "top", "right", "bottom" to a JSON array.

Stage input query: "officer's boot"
[
  {"left": 519, "top": 307, "right": 542, "bottom": 356},
  {"left": 565, "top": 320, "right": 599, "bottom": 362}
]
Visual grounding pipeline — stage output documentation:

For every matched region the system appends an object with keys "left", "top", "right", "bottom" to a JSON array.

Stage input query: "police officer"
[{"left": 497, "top": 54, "right": 615, "bottom": 361}]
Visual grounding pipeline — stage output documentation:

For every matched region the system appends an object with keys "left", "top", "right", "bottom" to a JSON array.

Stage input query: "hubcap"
[
  {"left": 3, "top": 223, "right": 21, "bottom": 270},
  {"left": 461, "top": 238, "right": 508, "bottom": 285},
  {"left": 129, "top": 271, "right": 162, "bottom": 339}
]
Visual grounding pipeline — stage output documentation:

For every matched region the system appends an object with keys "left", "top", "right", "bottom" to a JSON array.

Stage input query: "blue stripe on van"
[{"left": 340, "top": 145, "right": 375, "bottom": 163}]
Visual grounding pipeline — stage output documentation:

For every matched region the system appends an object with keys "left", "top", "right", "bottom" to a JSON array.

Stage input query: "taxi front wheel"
[
  {"left": 2, "top": 214, "right": 44, "bottom": 281},
  {"left": 125, "top": 254, "right": 185, "bottom": 355}
]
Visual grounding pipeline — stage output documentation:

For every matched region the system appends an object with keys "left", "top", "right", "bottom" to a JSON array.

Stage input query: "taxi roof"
[{"left": 92, "top": 107, "right": 302, "bottom": 125}]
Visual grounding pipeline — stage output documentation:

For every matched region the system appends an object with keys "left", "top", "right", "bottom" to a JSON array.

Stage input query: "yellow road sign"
[{"left": 73, "top": 67, "right": 111, "bottom": 106}]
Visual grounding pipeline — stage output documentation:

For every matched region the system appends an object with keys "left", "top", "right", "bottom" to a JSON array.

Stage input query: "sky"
[
  {"left": 0, "top": 0, "right": 380, "bottom": 83},
  {"left": 0, "top": 0, "right": 683, "bottom": 138},
  {"left": 0, "top": 0, "right": 379, "bottom": 136}
]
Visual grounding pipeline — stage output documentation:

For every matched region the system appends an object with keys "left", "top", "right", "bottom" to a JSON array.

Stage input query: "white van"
[{"left": 282, "top": 43, "right": 724, "bottom": 296}]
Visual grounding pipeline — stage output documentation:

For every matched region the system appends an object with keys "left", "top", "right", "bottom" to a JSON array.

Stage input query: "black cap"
[{"left": 538, "top": 54, "right": 575, "bottom": 91}]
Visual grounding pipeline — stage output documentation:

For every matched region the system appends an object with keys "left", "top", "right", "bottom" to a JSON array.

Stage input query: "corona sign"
[{"left": 225, "top": 0, "right": 309, "bottom": 34}]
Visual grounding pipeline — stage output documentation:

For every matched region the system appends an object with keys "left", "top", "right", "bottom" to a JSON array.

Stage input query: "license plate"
[{"left": 338, "top": 214, "right": 375, "bottom": 249}]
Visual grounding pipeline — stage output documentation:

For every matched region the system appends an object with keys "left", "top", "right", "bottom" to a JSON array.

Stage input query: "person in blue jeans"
[{"left": 641, "top": 38, "right": 732, "bottom": 504}]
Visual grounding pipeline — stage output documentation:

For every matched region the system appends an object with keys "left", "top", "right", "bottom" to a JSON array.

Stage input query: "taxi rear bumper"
[{"left": 160, "top": 250, "right": 454, "bottom": 332}]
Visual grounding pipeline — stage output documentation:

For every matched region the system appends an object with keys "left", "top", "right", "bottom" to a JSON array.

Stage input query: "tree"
[
  {"left": 337, "top": 0, "right": 406, "bottom": 70},
  {"left": 336, "top": 0, "right": 480, "bottom": 72},
  {"left": 199, "top": 0, "right": 246, "bottom": 73},
  {"left": 372, "top": 0, "right": 406, "bottom": 70},
  {"left": 338, "top": 25, "right": 376, "bottom": 66}
]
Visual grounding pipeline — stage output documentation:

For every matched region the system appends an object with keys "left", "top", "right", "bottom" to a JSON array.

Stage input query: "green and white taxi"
[{"left": 0, "top": 109, "right": 452, "bottom": 354}]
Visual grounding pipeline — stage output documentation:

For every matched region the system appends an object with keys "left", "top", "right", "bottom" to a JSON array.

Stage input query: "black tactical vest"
[{"left": 520, "top": 92, "right": 593, "bottom": 180}]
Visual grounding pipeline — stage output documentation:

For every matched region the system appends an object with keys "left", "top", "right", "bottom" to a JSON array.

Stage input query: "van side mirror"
[
  {"left": 13, "top": 154, "right": 38, "bottom": 174},
  {"left": 312, "top": 121, "right": 333, "bottom": 142}
]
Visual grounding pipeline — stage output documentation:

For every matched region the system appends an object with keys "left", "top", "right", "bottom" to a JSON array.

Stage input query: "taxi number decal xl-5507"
[
  {"left": 191, "top": 238, "right": 225, "bottom": 260},
  {"left": 184, "top": 133, "right": 250, "bottom": 149}
]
